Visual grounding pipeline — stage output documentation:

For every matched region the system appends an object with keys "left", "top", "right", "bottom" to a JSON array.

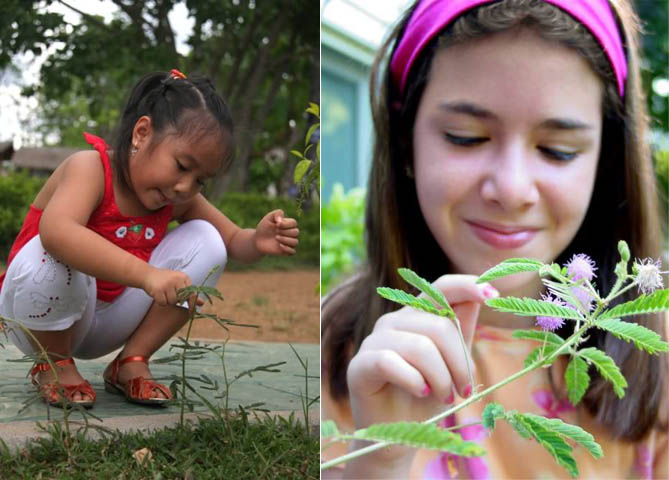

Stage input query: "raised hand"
[
  {"left": 344, "top": 275, "right": 498, "bottom": 474},
  {"left": 254, "top": 209, "right": 300, "bottom": 256}
]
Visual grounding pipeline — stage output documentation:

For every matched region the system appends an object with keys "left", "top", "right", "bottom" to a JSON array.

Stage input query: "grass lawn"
[{"left": 1, "top": 412, "right": 318, "bottom": 479}]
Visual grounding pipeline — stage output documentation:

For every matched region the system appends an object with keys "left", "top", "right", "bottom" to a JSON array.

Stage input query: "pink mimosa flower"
[{"left": 565, "top": 254, "right": 597, "bottom": 282}]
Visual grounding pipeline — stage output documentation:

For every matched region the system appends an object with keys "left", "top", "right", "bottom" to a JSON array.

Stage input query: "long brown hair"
[{"left": 322, "top": 0, "right": 666, "bottom": 441}]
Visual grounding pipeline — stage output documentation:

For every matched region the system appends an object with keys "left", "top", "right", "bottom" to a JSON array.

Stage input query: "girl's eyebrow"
[
  {"left": 439, "top": 101, "right": 496, "bottom": 119},
  {"left": 538, "top": 118, "right": 593, "bottom": 131},
  {"left": 439, "top": 100, "right": 593, "bottom": 130}
]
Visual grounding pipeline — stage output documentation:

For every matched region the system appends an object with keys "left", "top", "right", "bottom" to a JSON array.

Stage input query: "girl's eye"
[
  {"left": 538, "top": 147, "right": 578, "bottom": 162},
  {"left": 444, "top": 133, "right": 488, "bottom": 146},
  {"left": 175, "top": 160, "right": 187, "bottom": 171}
]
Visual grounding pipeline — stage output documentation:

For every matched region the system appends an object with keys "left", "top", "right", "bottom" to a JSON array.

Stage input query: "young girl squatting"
[
  {"left": 321, "top": 0, "right": 667, "bottom": 478},
  {"left": 0, "top": 70, "right": 300, "bottom": 408}
]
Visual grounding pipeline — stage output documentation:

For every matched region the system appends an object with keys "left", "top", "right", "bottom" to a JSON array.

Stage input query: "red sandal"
[
  {"left": 103, "top": 355, "right": 172, "bottom": 406},
  {"left": 30, "top": 357, "right": 96, "bottom": 409}
]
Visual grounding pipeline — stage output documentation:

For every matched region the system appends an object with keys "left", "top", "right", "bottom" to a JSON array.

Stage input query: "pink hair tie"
[{"left": 390, "top": 0, "right": 627, "bottom": 98}]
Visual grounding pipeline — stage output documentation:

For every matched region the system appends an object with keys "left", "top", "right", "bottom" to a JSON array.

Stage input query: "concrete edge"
[{"left": 0, "top": 409, "right": 319, "bottom": 452}]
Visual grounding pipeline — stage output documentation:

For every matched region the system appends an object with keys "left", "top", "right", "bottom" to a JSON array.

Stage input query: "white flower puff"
[
  {"left": 115, "top": 226, "right": 128, "bottom": 238},
  {"left": 145, "top": 227, "right": 155, "bottom": 240}
]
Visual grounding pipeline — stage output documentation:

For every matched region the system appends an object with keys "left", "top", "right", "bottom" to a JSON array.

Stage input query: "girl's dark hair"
[
  {"left": 322, "top": 0, "right": 667, "bottom": 442},
  {"left": 110, "top": 71, "right": 234, "bottom": 191}
]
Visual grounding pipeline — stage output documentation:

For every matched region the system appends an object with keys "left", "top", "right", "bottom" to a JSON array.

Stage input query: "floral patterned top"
[
  {"left": 322, "top": 323, "right": 669, "bottom": 479},
  {"left": 0, "top": 133, "right": 173, "bottom": 302}
]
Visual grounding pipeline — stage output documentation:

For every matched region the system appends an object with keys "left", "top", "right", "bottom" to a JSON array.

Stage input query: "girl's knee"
[
  {"left": 181, "top": 219, "right": 228, "bottom": 268},
  {"left": 3, "top": 250, "right": 90, "bottom": 331}
]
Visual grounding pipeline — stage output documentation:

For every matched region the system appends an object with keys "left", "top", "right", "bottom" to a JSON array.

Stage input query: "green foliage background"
[
  {"left": 0, "top": 170, "right": 318, "bottom": 270},
  {"left": 1, "top": 0, "right": 320, "bottom": 196},
  {"left": 0, "top": 171, "right": 46, "bottom": 260},
  {"left": 321, "top": 184, "right": 365, "bottom": 293}
]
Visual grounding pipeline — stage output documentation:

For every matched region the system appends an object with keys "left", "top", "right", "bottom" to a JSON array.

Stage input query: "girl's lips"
[{"left": 466, "top": 221, "right": 539, "bottom": 249}]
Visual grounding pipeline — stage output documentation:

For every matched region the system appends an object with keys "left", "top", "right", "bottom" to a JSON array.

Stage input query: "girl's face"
[
  {"left": 413, "top": 29, "right": 603, "bottom": 295},
  {"left": 130, "top": 119, "right": 225, "bottom": 211}
]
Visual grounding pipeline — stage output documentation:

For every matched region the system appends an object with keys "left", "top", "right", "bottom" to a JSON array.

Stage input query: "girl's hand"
[
  {"left": 344, "top": 275, "right": 498, "bottom": 474},
  {"left": 142, "top": 267, "right": 192, "bottom": 306},
  {"left": 254, "top": 209, "right": 300, "bottom": 256}
]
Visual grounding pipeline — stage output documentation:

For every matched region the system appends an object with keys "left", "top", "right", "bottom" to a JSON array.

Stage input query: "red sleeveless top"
[{"left": 0, "top": 133, "right": 173, "bottom": 302}]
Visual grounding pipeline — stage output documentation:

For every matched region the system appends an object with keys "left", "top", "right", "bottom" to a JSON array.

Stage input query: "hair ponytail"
[{"left": 110, "top": 71, "right": 234, "bottom": 191}]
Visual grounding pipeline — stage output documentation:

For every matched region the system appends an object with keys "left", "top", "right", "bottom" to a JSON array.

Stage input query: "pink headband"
[{"left": 390, "top": 0, "right": 627, "bottom": 97}]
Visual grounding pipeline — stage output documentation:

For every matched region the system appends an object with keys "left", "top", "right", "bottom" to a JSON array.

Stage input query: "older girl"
[{"left": 322, "top": 0, "right": 667, "bottom": 478}]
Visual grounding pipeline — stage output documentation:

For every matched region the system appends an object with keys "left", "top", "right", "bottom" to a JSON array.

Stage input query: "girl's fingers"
[
  {"left": 423, "top": 274, "right": 493, "bottom": 305},
  {"left": 279, "top": 244, "right": 296, "bottom": 255},
  {"left": 272, "top": 209, "right": 285, "bottom": 224},
  {"left": 454, "top": 301, "right": 483, "bottom": 350},
  {"left": 347, "top": 349, "right": 430, "bottom": 399},
  {"left": 360, "top": 329, "right": 455, "bottom": 403},
  {"left": 278, "top": 218, "right": 298, "bottom": 229},
  {"left": 278, "top": 227, "right": 299, "bottom": 237},
  {"left": 375, "top": 312, "right": 471, "bottom": 398},
  {"left": 276, "top": 235, "right": 299, "bottom": 247}
]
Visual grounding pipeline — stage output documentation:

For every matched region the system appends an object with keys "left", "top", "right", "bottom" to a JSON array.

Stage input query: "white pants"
[{"left": 0, "top": 220, "right": 226, "bottom": 359}]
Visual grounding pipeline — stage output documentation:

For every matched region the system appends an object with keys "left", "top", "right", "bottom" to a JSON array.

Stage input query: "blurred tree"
[
  {"left": 636, "top": 0, "right": 668, "bottom": 132},
  {"left": 0, "top": 0, "right": 320, "bottom": 196}
]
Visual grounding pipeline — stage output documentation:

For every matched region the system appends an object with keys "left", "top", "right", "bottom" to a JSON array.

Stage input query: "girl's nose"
[
  {"left": 480, "top": 143, "right": 539, "bottom": 211},
  {"left": 174, "top": 176, "right": 198, "bottom": 196}
]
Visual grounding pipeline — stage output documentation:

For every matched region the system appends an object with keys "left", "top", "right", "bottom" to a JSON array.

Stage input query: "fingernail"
[
  {"left": 445, "top": 391, "right": 455, "bottom": 404},
  {"left": 463, "top": 384, "right": 472, "bottom": 398},
  {"left": 421, "top": 382, "right": 431, "bottom": 397},
  {"left": 482, "top": 285, "right": 499, "bottom": 299}
]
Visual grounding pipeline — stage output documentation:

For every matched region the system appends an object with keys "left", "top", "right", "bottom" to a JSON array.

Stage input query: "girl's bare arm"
[
  {"left": 39, "top": 152, "right": 153, "bottom": 289},
  {"left": 175, "top": 193, "right": 298, "bottom": 263}
]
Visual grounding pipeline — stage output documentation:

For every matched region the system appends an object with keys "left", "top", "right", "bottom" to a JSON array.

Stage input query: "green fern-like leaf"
[
  {"left": 352, "top": 422, "right": 485, "bottom": 456},
  {"left": 578, "top": 347, "right": 627, "bottom": 398},
  {"left": 477, "top": 259, "right": 544, "bottom": 284},
  {"left": 598, "top": 290, "right": 669, "bottom": 320},
  {"left": 482, "top": 403, "right": 506, "bottom": 431},
  {"left": 524, "top": 347, "right": 541, "bottom": 368},
  {"left": 321, "top": 420, "right": 339, "bottom": 438},
  {"left": 485, "top": 297, "right": 583, "bottom": 320},
  {"left": 512, "top": 329, "right": 564, "bottom": 346},
  {"left": 376, "top": 288, "right": 441, "bottom": 316},
  {"left": 513, "top": 414, "right": 579, "bottom": 477},
  {"left": 595, "top": 318, "right": 669, "bottom": 354},
  {"left": 565, "top": 356, "right": 590, "bottom": 405},
  {"left": 398, "top": 268, "right": 456, "bottom": 319},
  {"left": 524, "top": 345, "right": 562, "bottom": 368},
  {"left": 506, "top": 410, "right": 532, "bottom": 439},
  {"left": 198, "top": 286, "right": 223, "bottom": 300},
  {"left": 522, "top": 414, "right": 603, "bottom": 459}
]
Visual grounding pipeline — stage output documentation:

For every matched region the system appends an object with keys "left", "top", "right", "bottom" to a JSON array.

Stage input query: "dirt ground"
[{"left": 176, "top": 269, "right": 320, "bottom": 344}]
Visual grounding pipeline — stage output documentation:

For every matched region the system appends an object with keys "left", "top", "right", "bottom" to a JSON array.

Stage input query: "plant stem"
[
  {"left": 321, "top": 323, "right": 590, "bottom": 471},
  {"left": 603, "top": 280, "right": 637, "bottom": 305},
  {"left": 604, "top": 274, "right": 629, "bottom": 304},
  {"left": 180, "top": 303, "right": 196, "bottom": 427},
  {"left": 452, "top": 316, "right": 474, "bottom": 395}
]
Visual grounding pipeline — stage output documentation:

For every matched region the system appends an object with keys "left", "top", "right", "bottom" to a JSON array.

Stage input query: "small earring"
[{"left": 131, "top": 145, "right": 138, "bottom": 155}]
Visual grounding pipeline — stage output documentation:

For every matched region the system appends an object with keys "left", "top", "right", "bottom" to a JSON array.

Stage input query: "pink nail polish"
[
  {"left": 422, "top": 383, "right": 431, "bottom": 397},
  {"left": 463, "top": 384, "right": 472, "bottom": 398},
  {"left": 483, "top": 285, "right": 499, "bottom": 299},
  {"left": 445, "top": 391, "right": 455, "bottom": 404}
]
